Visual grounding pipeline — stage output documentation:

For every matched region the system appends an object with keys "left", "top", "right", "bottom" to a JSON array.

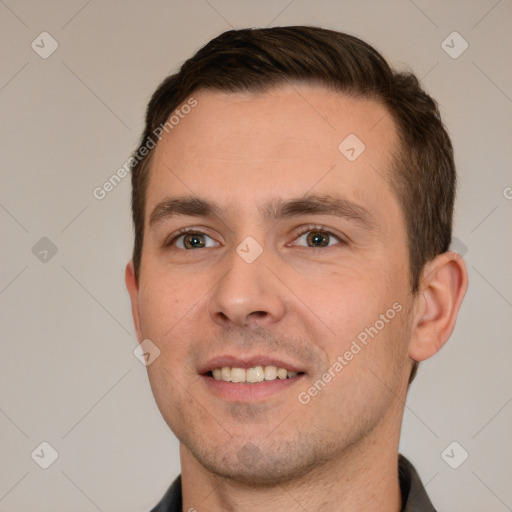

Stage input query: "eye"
[
  {"left": 294, "top": 228, "right": 342, "bottom": 248},
  {"left": 172, "top": 231, "right": 218, "bottom": 249}
]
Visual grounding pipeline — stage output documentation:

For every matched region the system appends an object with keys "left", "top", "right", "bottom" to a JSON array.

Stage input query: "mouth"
[
  {"left": 199, "top": 356, "right": 306, "bottom": 401},
  {"left": 208, "top": 365, "right": 302, "bottom": 383}
]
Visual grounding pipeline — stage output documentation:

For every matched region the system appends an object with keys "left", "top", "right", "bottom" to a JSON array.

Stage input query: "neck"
[{"left": 180, "top": 420, "right": 403, "bottom": 512}]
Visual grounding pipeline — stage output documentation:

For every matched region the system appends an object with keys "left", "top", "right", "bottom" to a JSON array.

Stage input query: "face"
[{"left": 127, "top": 84, "right": 417, "bottom": 484}]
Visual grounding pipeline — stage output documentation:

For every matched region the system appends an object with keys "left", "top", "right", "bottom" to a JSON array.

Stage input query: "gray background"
[{"left": 1, "top": 1, "right": 511, "bottom": 510}]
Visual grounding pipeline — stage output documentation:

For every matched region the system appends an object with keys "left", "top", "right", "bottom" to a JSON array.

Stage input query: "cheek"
[
  {"left": 293, "top": 267, "right": 386, "bottom": 336},
  {"left": 295, "top": 264, "right": 409, "bottom": 372},
  {"left": 137, "top": 269, "right": 205, "bottom": 344},
  {"left": 140, "top": 273, "right": 205, "bottom": 414}
]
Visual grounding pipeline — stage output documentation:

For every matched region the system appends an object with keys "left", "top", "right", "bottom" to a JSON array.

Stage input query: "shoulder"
[
  {"left": 149, "top": 475, "right": 182, "bottom": 512},
  {"left": 399, "top": 455, "right": 437, "bottom": 512}
]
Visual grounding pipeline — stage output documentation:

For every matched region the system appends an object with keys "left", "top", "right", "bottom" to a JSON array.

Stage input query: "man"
[{"left": 125, "top": 26, "right": 468, "bottom": 511}]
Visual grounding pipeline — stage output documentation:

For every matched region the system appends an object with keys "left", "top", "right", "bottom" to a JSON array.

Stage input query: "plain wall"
[{"left": 1, "top": 1, "right": 511, "bottom": 510}]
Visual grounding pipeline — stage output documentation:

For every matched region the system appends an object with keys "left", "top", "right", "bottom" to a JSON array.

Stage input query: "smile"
[{"left": 210, "top": 366, "right": 300, "bottom": 383}]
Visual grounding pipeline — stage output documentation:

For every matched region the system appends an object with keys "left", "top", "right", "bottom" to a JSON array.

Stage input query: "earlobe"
[
  {"left": 408, "top": 252, "right": 468, "bottom": 362},
  {"left": 125, "top": 261, "right": 143, "bottom": 343}
]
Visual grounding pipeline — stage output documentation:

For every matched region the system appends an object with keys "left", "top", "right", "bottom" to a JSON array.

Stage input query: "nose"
[{"left": 207, "top": 245, "right": 287, "bottom": 328}]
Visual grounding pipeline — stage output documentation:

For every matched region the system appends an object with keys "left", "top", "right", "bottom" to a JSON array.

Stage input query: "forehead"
[
  {"left": 147, "top": 84, "right": 400, "bottom": 223},
  {"left": 158, "top": 85, "right": 395, "bottom": 159}
]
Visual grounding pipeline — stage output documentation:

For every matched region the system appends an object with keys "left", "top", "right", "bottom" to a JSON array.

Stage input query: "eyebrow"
[
  {"left": 148, "top": 194, "right": 377, "bottom": 232},
  {"left": 149, "top": 196, "right": 221, "bottom": 227},
  {"left": 263, "top": 194, "right": 377, "bottom": 231}
]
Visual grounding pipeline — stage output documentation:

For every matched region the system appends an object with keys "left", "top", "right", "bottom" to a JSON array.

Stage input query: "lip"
[
  {"left": 201, "top": 373, "right": 305, "bottom": 402},
  {"left": 199, "top": 354, "right": 307, "bottom": 403},
  {"left": 198, "top": 354, "right": 305, "bottom": 374}
]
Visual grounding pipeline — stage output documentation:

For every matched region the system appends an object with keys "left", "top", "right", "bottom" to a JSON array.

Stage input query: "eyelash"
[
  {"left": 164, "top": 227, "right": 215, "bottom": 247},
  {"left": 164, "top": 225, "right": 346, "bottom": 248},
  {"left": 289, "top": 224, "right": 345, "bottom": 247}
]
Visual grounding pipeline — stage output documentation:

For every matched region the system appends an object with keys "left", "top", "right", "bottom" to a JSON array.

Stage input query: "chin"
[{"left": 187, "top": 435, "right": 331, "bottom": 487}]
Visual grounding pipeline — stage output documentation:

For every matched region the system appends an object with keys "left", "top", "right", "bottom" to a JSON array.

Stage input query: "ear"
[
  {"left": 409, "top": 251, "right": 468, "bottom": 361},
  {"left": 125, "top": 261, "right": 143, "bottom": 343}
]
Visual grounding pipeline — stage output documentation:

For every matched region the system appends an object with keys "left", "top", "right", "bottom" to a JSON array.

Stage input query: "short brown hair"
[{"left": 130, "top": 26, "right": 456, "bottom": 297}]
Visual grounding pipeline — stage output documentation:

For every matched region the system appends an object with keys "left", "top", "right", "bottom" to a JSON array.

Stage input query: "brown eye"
[
  {"left": 306, "top": 231, "right": 330, "bottom": 247},
  {"left": 293, "top": 228, "right": 342, "bottom": 248},
  {"left": 183, "top": 233, "right": 206, "bottom": 249},
  {"left": 173, "top": 232, "right": 217, "bottom": 249}
]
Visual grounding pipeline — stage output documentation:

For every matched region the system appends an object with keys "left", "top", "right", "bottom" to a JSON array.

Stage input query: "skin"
[{"left": 126, "top": 84, "right": 468, "bottom": 511}]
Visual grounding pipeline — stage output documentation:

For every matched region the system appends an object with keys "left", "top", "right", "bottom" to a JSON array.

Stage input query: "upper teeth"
[{"left": 211, "top": 366, "right": 298, "bottom": 383}]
